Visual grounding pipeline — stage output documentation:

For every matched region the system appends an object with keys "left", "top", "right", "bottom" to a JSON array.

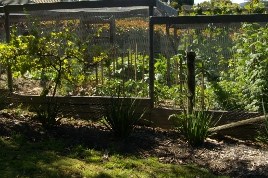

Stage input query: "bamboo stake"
[
  {"left": 201, "top": 61, "right": 205, "bottom": 110},
  {"left": 134, "top": 43, "right": 137, "bottom": 81}
]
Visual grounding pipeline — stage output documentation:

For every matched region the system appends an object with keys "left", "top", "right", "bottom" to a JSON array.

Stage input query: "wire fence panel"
[
  {"left": 2, "top": 1, "right": 268, "bottom": 118},
  {"left": 1, "top": 6, "right": 163, "bottom": 98},
  {"left": 151, "top": 15, "right": 268, "bottom": 115}
]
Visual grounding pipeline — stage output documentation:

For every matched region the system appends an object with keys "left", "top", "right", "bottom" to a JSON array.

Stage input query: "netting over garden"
[
  {"left": 151, "top": 15, "right": 268, "bottom": 113},
  {"left": 0, "top": 0, "right": 177, "bottom": 99}
]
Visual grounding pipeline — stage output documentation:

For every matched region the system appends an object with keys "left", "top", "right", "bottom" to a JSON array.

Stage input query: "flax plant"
[
  {"left": 170, "top": 110, "right": 212, "bottom": 147},
  {"left": 103, "top": 95, "right": 145, "bottom": 139}
]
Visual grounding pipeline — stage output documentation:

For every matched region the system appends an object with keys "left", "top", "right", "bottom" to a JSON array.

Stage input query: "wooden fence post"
[
  {"left": 149, "top": 18, "right": 154, "bottom": 109},
  {"left": 4, "top": 11, "right": 13, "bottom": 93},
  {"left": 187, "top": 51, "right": 196, "bottom": 114}
]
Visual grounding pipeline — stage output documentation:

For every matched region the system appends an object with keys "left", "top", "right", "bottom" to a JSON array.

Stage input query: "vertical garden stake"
[
  {"left": 4, "top": 12, "right": 13, "bottom": 93},
  {"left": 149, "top": 17, "right": 154, "bottom": 109},
  {"left": 187, "top": 51, "right": 196, "bottom": 114}
]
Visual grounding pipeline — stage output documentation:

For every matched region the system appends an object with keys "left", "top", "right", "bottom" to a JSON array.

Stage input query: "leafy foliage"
[
  {"left": 190, "top": 0, "right": 265, "bottom": 15},
  {"left": 0, "top": 24, "right": 95, "bottom": 126},
  {"left": 93, "top": 53, "right": 149, "bottom": 97},
  {"left": 1, "top": 11, "right": 268, "bottom": 114},
  {"left": 231, "top": 23, "right": 268, "bottom": 111},
  {"left": 244, "top": 0, "right": 266, "bottom": 13}
]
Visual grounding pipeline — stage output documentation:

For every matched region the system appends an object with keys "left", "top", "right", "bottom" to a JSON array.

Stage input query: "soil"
[{"left": 0, "top": 110, "right": 268, "bottom": 178}]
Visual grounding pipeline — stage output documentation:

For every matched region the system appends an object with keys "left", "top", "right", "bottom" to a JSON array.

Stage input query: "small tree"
[{"left": 2, "top": 26, "right": 88, "bottom": 127}]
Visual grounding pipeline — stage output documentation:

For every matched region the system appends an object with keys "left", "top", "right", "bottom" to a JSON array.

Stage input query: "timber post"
[
  {"left": 4, "top": 11, "right": 13, "bottom": 93},
  {"left": 186, "top": 51, "right": 196, "bottom": 114}
]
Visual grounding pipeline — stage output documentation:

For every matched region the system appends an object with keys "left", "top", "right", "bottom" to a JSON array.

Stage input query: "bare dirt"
[{"left": 0, "top": 110, "right": 268, "bottom": 178}]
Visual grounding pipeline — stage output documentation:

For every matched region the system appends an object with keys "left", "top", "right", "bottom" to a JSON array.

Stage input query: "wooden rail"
[{"left": 9, "top": 94, "right": 151, "bottom": 121}]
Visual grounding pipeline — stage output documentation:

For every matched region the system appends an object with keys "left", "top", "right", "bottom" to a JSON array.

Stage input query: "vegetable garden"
[
  {"left": 0, "top": 0, "right": 268, "bottom": 177},
  {"left": 0, "top": 0, "right": 267, "bottom": 137}
]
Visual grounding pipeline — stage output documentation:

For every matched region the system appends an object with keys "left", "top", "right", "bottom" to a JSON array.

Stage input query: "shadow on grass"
[
  {"left": 0, "top": 134, "right": 82, "bottom": 178},
  {"left": 0, "top": 114, "right": 238, "bottom": 177},
  {"left": 0, "top": 133, "right": 226, "bottom": 178}
]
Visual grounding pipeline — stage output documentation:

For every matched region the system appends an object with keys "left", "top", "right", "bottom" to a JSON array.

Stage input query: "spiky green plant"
[
  {"left": 103, "top": 96, "right": 145, "bottom": 139},
  {"left": 170, "top": 111, "right": 212, "bottom": 147}
]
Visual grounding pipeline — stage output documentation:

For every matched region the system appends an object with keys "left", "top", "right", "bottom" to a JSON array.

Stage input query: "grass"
[{"left": 0, "top": 134, "right": 228, "bottom": 178}]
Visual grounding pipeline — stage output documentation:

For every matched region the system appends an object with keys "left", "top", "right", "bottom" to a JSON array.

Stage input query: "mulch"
[{"left": 0, "top": 110, "right": 268, "bottom": 178}]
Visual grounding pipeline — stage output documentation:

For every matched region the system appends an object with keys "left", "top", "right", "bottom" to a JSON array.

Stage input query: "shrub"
[
  {"left": 103, "top": 96, "right": 145, "bottom": 139},
  {"left": 169, "top": 111, "right": 212, "bottom": 147},
  {"left": 232, "top": 23, "right": 268, "bottom": 111}
]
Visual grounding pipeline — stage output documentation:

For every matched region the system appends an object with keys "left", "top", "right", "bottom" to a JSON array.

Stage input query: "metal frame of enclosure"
[
  {"left": 149, "top": 14, "right": 268, "bottom": 108},
  {"left": 0, "top": 0, "right": 156, "bottom": 106}
]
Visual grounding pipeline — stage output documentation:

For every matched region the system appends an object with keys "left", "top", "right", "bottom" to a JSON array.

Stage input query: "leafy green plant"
[
  {"left": 231, "top": 23, "right": 268, "bottom": 111},
  {"left": 169, "top": 111, "right": 213, "bottom": 147},
  {"left": 103, "top": 94, "right": 146, "bottom": 139},
  {"left": 5, "top": 24, "right": 92, "bottom": 127}
]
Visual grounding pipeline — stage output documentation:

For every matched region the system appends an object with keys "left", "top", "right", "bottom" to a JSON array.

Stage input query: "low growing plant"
[
  {"left": 169, "top": 110, "right": 213, "bottom": 147},
  {"left": 0, "top": 90, "right": 8, "bottom": 110},
  {"left": 34, "top": 98, "right": 60, "bottom": 129},
  {"left": 32, "top": 86, "right": 61, "bottom": 129},
  {"left": 103, "top": 96, "right": 146, "bottom": 139}
]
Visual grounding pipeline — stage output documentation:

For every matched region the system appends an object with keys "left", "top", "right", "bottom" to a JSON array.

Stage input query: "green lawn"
[{"left": 0, "top": 134, "right": 228, "bottom": 178}]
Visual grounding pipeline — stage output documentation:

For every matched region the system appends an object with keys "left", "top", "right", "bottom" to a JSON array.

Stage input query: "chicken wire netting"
[
  {"left": 153, "top": 21, "right": 268, "bottom": 116},
  {"left": 0, "top": 6, "right": 161, "bottom": 97}
]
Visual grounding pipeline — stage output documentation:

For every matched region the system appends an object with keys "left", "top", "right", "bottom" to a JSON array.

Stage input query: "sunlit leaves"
[{"left": 232, "top": 23, "right": 268, "bottom": 111}]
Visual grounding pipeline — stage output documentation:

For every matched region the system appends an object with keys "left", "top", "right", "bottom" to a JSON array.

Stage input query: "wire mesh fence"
[
  {"left": 151, "top": 15, "right": 268, "bottom": 115},
  {"left": 1, "top": 0, "right": 268, "bottom": 119},
  {"left": 0, "top": 5, "right": 157, "bottom": 98}
]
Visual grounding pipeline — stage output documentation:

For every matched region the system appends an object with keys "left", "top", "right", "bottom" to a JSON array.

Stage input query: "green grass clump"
[
  {"left": 170, "top": 111, "right": 212, "bottom": 147},
  {"left": 0, "top": 134, "right": 227, "bottom": 178},
  {"left": 103, "top": 97, "right": 145, "bottom": 139}
]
